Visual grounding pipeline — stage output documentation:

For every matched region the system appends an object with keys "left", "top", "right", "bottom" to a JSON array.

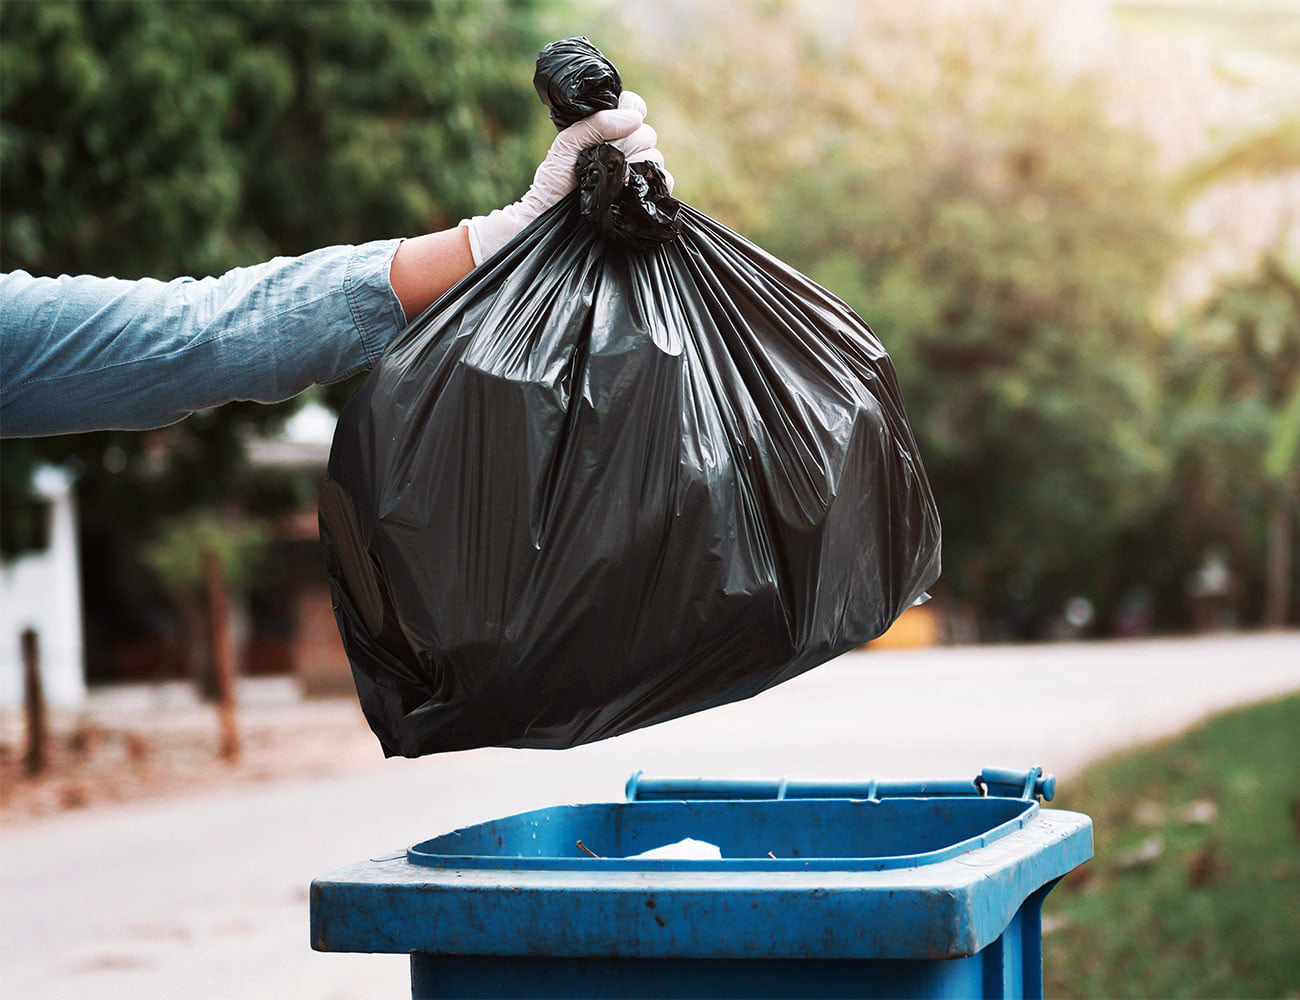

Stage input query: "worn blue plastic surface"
[
  {"left": 311, "top": 768, "right": 1092, "bottom": 999},
  {"left": 623, "top": 770, "right": 1057, "bottom": 803},
  {"left": 407, "top": 797, "right": 1040, "bottom": 872}
]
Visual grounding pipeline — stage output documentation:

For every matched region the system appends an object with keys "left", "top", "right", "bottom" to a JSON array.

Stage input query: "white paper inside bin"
[{"left": 626, "top": 837, "right": 723, "bottom": 860}]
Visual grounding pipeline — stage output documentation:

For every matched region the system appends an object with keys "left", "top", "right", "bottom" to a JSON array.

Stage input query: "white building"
[{"left": 0, "top": 466, "right": 86, "bottom": 709}]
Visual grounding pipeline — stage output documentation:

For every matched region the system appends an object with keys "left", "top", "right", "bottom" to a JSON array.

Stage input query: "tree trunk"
[
  {"left": 203, "top": 547, "right": 240, "bottom": 762},
  {"left": 1263, "top": 495, "right": 1292, "bottom": 628}
]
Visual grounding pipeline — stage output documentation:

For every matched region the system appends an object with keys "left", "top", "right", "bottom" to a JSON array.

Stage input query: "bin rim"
[
  {"left": 406, "top": 794, "right": 1040, "bottom": 873},
  {"left": 312, "top": 804, "right": 1095, "bottom": 960}
]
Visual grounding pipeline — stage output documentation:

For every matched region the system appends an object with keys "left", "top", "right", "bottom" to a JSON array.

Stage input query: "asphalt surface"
[{"left": 2, "top": 633, "right": 1297, "bottom": 999}]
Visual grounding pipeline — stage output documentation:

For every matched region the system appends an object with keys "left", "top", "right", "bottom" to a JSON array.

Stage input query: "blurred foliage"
[
  {"left": 639, "top": 5, "right": 1185, "bottom": 632},
  {"left": 1157, "top": 254, "right": 1300, "bottom": 624},
  {"left": 0, "top": 0, "right": 554, "bottom": 670},
  {"left": 142, "top": 512, "right": 269, "bottom": 594},
  {"left": 1171, "top": 115, "right": 1300, "bottom": 205},
  {"left": 0, "top": 438, "right": 50, "bottom": 558},
  {"left": 1, "top": 0, "right": 1295, "bottom": 657},
  {"left": 141, "top": 510, "right": 269, "bottom": 694},
  {"left": 0, "top": 0, "right": 551, "bottom": 278}
]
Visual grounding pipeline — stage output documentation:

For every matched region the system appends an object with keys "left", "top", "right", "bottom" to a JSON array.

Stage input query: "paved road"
[{"left": 2, "top": 633, "right": 1297, "bottom": 999}]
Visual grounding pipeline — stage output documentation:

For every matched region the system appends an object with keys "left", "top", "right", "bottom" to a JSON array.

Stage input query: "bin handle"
[
  {"left": 978, "top": 766, "right": 1056, "bottom": 801},
  {"left": 626, "top": 768, "right": 1055, "bottom": 803}
]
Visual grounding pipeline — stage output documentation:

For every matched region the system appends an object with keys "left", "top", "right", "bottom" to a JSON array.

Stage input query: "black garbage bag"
[{"left": 320, "top": 39, "right": 941, "bottom": 757}]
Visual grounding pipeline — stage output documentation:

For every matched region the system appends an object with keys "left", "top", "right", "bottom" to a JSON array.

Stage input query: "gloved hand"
[{"left": 461, "top": 91, "right": 673, "bottom": 265}]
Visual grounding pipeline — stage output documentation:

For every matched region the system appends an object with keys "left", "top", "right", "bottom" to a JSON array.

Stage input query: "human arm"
[
  {"left": 388, "top": 227, "right": 476, "bottom": 322},
  {"left": 0, "top": 94, "right": 665, "bottom": 438},
  {"left": 0, "top": 240, "right": 405, "bottom": 437},
  {"left": 388, "top": 92, "right": 665, "bottom": 319}
]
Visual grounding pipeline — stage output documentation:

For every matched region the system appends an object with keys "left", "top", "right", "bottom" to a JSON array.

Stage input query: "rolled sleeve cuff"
[{"left": 344, "top": 238, "right": 407, "bottom": 367}]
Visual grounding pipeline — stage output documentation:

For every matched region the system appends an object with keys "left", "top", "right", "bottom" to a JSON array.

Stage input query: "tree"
[
  {"left": 1, "top": 0, "right": 552, "bottom": 279},
  {"left": 1163, "top": 255, "right": 1300, "bottom": 628},
  {"left": 639, "top": 4, "right": 1183, "bottom": 634},
  {"left": 1154, "top": 112, "right": 1300, "bottom": 629},
  {"left": 143, "top": 512, "right": 268, "bottom": 689},
  {"left": 1, "top": 0, "right": 556, "bottom": 675}
]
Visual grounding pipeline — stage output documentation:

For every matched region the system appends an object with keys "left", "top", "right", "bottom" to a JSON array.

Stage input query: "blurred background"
[{"left": 1, "top": 1, "right": 1298, "bottom": 998}]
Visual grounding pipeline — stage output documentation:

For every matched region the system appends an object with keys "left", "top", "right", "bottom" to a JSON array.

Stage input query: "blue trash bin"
[{"left": 311, "top": 766, "right": 1091, "bottom": 999}]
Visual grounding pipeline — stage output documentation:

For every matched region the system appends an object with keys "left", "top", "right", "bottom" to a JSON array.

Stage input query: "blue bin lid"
[
  {"left": 407, "top": 796, "right": 1040, "bottom": 872},
  {"left": 311, "top": 767, "right": 1093, "bottom": 961}
]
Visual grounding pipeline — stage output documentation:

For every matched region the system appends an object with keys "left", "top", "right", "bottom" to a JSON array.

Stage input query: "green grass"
[{"left": 1043, "top": 692, "right": 1300, "bottom": 998}]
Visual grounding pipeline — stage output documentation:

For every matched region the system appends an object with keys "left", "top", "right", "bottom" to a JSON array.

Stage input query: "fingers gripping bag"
[{"left": 320, "top": 39, "right": 941, "bottom": 756}]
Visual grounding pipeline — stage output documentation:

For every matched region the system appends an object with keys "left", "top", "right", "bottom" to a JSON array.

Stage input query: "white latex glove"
[{"left": 461, "top": 90, "right": 673, "bottom": 265}]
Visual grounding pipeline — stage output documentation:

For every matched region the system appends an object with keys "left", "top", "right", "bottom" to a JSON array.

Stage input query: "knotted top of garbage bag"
[
  {"left": 533, "top": 37, "right": 623, "bottom": 129},
  {"left": 535, "top": 37, "right": 681, "bottom": 249}
]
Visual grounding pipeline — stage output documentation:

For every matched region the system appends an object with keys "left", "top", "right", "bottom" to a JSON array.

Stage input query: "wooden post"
[
  {"left": 203, "top": 547, "right": 241, "bottom": 762},
  {"left": 21, "top": 628, "right": 49, "bottom": 777}
]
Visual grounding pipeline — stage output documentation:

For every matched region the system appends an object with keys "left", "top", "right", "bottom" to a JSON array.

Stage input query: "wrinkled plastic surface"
[
  {"left": 577, "top": 144, "right": 683, "bottom": 248},
  {"left": 319, "top": 41, "right": 941, "bottom": 758},
  {"left": 533, "top": 37, "right": 622, "bottom": 128}
]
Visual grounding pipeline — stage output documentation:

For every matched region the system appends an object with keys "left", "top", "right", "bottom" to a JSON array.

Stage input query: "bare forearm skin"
[{"left": 388, "top": 227, "right": 475, "bottom": 323}]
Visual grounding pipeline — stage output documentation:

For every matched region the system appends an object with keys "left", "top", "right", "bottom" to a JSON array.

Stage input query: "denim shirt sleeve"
[{"left": 0, "top": 239, "right": 406, "bottom": 438}]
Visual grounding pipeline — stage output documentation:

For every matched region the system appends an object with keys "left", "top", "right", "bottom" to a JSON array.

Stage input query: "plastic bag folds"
[
  {"left": 534, "top": 36, "right": 622, "bottom": 128},
  {"left": 319, "top": 40, "right": 941, "bottom": 758}
]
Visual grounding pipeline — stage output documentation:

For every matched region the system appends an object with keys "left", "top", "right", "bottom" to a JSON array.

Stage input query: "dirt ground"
[{"left": 0, "top": 679, "right": 384, "bottom": 824}]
